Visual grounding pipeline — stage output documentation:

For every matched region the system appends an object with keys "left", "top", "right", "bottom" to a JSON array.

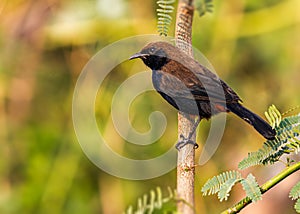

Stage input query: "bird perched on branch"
[{"left": 130, "top": 41, "right": 276, "bottom": 149}]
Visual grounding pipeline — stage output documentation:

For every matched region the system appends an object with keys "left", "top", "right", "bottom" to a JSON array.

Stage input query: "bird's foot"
[{"left": 175, "top": 134, "right": 199, "bottom": 150}]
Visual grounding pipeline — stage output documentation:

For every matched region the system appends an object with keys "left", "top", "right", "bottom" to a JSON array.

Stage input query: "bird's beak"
[{"left": 129, "top": 52, "right": 148, "bottom": 60}]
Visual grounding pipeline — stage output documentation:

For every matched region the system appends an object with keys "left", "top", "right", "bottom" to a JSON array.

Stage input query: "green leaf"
[
  {"left": 295, "top": 199, "right": 300, "bottom": 213},
  {"left": 290, "top": 181, "right": 300, "bottom": 200},
  {"left": 218, "top": 178, "right": 241, "bottom": 202},
  {"left": 123, "top": 187, "right": 177, "bottom": 214},
  {"left": 196, "top": 0, "right": 214, "bottom": 17},
  {"left": 241, "top": 174, "right": 262, "bottom": 202},
  {"left": 238, "top": 105, "right": 300, "bottom": 170},
  {"left": 156, "top": 0, "right": 175, "bottom": 36},
  {"left": 202, "top": 170, "right": 242, "bottom": 200},
  {"left": 265, "top": 104, "right": 282, "bottom": 128}
]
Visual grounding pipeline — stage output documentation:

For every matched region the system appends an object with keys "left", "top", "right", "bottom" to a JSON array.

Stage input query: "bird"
[{"left": 129, "top": 41, "right": 276, "bottom": 149}]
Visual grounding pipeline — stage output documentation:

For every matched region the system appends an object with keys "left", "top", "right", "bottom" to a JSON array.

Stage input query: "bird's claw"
[{"left": 175, "top": 134, "right": 199, "bottom": 150}]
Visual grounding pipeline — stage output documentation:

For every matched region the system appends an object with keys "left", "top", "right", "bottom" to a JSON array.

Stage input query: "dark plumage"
[{"left": 130, "top": 41, "right": 276, "bottom": 142}]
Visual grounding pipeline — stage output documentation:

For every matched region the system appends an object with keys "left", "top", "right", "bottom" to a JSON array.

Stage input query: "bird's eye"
[{"left": 149, "top": 47, "right": 155, "bottom": 54}]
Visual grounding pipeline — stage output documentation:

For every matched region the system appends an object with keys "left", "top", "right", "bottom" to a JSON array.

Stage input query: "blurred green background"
[{"left": 0, "top": 0, "right": 300, "bottom": 213}]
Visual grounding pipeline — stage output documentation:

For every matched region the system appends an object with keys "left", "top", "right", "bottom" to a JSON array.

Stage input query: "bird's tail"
[{"left": 227, "top": 103, "right": 276, "bottom": 140}]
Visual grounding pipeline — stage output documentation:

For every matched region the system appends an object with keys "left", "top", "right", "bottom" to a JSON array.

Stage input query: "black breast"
[{"left": 152, "top": 69, "right": 203, "bottom": 116}]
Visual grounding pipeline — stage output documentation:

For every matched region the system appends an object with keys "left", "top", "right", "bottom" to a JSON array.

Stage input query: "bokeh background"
[{"left": 1, "top": 0, "right": 300, "bottom": 213}]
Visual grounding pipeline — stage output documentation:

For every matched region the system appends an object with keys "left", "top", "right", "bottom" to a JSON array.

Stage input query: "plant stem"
[
  {"left": 175, "top": 0, "right": 196, "bottom": 214},
  {"left": 221, "top": 161, "right": 300, "bottom": 214}
]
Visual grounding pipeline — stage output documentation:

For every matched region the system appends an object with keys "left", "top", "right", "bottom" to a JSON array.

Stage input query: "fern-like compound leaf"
[
  {"left": 156, "top": 0, "right": 175, "bottom": 36},
  {"left": 196, "top": 0, "right": 214, "bottom": 17},
  {"left": 295, "top": 199, "right": 300, "bottom": 213},
  {"left": 265, "top": 104, "right": 282, "bottom": 129},
  {"left": 218, "top": 178, "right": 241, "bottom": 202},
  {"left": 240, "top": 174, "right": 262, "bottom": 202},
  {"left": 202, "top": 170, "right": 242, "bottom": 198},
  {"left": 123, "top": 187, "right": 176, "bottom": 214},
  {"left": 290, "top": 181, "right": 300, "bottom": 200},
  {"left": 238, "top": 107, "right": 300, "bottom": 170}
]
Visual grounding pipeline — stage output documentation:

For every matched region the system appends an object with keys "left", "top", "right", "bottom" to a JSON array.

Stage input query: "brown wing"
[{"left": 161, "top": 57, "right": 241, "bottom": 104}]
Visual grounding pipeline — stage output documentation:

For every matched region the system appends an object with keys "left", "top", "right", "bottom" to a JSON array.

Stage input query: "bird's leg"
[{"left": 176, "top": 117, "right": 201, "bottom": 150}]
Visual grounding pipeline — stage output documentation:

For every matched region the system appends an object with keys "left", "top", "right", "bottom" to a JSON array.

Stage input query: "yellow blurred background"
[{"left": 0, "top": 0, "right": 299, "bottom": 213}]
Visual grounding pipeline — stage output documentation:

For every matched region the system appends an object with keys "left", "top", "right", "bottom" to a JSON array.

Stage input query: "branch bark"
[{"left": 175, "top": 1, "right": 196, "bottom": 214}]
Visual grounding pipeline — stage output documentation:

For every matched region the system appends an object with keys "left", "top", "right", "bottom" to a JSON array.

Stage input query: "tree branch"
[
  {"left": 175, "top": 0, "right": 196, "bottom": 214},
  {"left": 221, "top": 161, "right": 300, "bottom": 214}
]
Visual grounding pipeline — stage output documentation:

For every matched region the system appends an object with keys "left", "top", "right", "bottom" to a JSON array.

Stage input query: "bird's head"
[{"left": 129, "top": 42, "right": 170, "bottom": 70}]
